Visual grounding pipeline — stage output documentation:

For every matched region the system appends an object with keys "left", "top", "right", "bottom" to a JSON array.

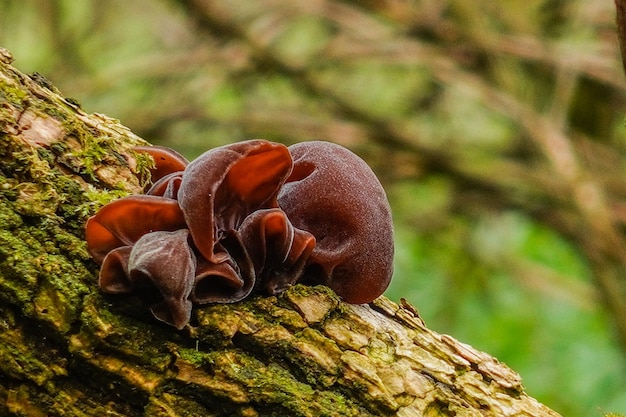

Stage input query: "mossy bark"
[{"left": 0, "top": 48, "right": 561, "bottom": 417}]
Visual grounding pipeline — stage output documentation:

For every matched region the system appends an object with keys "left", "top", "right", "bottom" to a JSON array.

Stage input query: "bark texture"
[{"left": 0, "top": 49, "right": 561, "bottom": 416}]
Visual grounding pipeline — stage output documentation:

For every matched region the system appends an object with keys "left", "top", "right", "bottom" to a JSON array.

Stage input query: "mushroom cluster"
[{"left": 85, "top": 140, "right": 394, "bottom": 329}]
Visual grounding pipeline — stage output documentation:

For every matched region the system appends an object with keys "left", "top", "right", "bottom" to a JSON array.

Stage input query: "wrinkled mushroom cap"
[
  {"left": 177, "top": 140, "right": 293, "bottom": 263},
  {"left": 278, "top": 141, "right": 394, "bottom": 304}
]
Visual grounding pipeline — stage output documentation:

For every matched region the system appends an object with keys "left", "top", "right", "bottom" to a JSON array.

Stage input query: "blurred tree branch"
[{"left": 615, "top": 0, "right": 626, "bottom": 75}]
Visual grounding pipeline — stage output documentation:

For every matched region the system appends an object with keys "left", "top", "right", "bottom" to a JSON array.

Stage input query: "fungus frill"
[{"left": 85, "top": 140, "right": 394, "bottom": 329}]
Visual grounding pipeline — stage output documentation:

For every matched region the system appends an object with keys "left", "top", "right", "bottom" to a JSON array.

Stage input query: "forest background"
[{"left": 1, "top": 1, "right": 626, "bottom": 416}]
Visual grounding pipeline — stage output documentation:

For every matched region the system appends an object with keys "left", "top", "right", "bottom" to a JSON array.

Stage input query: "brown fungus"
[
  {"left": 278, "top": 141, "right": 394, "bottom": 304},
  {"left": 85, "top": 195, "right": 186, "bottom": 264},
  {"left": 127, "top": 229, "right": 196, "bottom": 330},
  {"left": 236, "top": 208, "right": 316, "bottom": 295},
  {"left": 177, "top": 140, "right": 293, "bottom": 263},
  {"left": 85, "top": 140, "right": 394, "bottom": 329}
]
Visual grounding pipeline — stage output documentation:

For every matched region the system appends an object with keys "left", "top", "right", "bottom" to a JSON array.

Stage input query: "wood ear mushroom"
[
  {"left": 85, "top": 140, "right": 394, "bottom": 328},
  {"left": 278, "top": 141, "right": 394, "bottom": 304}
]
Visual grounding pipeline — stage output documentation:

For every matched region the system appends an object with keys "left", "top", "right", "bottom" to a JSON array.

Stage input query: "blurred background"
[{"left": 2, "top": 0, "right": 626, "bottom": 415}]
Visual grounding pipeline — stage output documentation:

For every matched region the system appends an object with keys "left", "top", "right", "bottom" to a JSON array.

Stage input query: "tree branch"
[{"left": 0, "top": 49, "right": 563, "bottom": 416}]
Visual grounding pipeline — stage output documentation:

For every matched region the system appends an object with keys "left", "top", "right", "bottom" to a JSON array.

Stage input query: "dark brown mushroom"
[
  {"left": 85, "top": 139, "right": 395, "bottom": 329},
  {"left": 85, "top": 195, "right": 187, "bottom": 264},
  {"left": 177, "top": 139, "right": 293, "bottom": 263},
  {"left": 97, "top": 229, "right": 196, "bottom": 329},
  {"left": 191, "top": 231, "right": 254, "bottom": 304},
  {"left": 236, "top": 208, "right": 315, "bottom": 295},
  {"left": 127, "top": 229, "right": 196, "bottom": 329},
  {"left": 278, "top": 141, "right": 394, "bottom": 304},
  {"left": 146, "top": 171, "right": 184, "bottom": 199}
]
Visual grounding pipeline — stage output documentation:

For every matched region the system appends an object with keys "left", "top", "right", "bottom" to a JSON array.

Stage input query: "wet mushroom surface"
[{"left": 85, "top": 139, "right": 394, "bottom": 329}]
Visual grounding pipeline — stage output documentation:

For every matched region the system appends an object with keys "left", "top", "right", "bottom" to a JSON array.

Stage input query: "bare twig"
[{"left": 615, "top": 0, "right": 626, "bottom": 76}]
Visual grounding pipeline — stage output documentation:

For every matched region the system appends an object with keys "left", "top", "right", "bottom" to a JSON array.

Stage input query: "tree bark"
[{"left": 0, "top": 48, "right": 561, "bottom": 417}]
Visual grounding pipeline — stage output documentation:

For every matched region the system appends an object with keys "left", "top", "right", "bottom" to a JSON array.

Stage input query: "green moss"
[
  {"left": 251, "top": 294, "right": 308, "bottom": 331},
  {"left": 0, "top": 78, "right": 28, "bottom": 108},
  {"left": 78, "top": 293, "right": 173, "bottom": 370},
  {"left": 0, "top": 195, "right": 22, "bottom": 228},
  {"left": 0, "top": 229, "right": 41, "bottom": 304},
  {"left": 177, "top": 347, "right": 209, "bottom": 368},
  {"left": 32, "top": 253, "right": 93, "bottom": 332},
  {"left": 195, "top": 304, "right": 247, "bottom": 348},
  {"left": 205, "top": 350, "right": 370, "bottom": 417},
  {"left": 75, "top": 186, "right": 128, "bottom": 218},
  {"left": 131, "top": 148, "right": 155, "bottom": 188},
  {"left": 13, "top": 182, "right": 61, "bottom": 217},
  {"left": 10, "top": 148, "right": 56, "bottom": 182},
  {"left": 289, "top": 327, "right": 341, "bottom": 386},
  {"left": 56, "top": 116, "right": 147, "bottom": 187},
  {"left": 0, "top": 142, "right": 98, "bottom": 324},
  {"left": 53, "top": 228, "right": 91, "bottom": 261},
  {"left": 0, "top": 329, "right": 63, "bottom": 386}
]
